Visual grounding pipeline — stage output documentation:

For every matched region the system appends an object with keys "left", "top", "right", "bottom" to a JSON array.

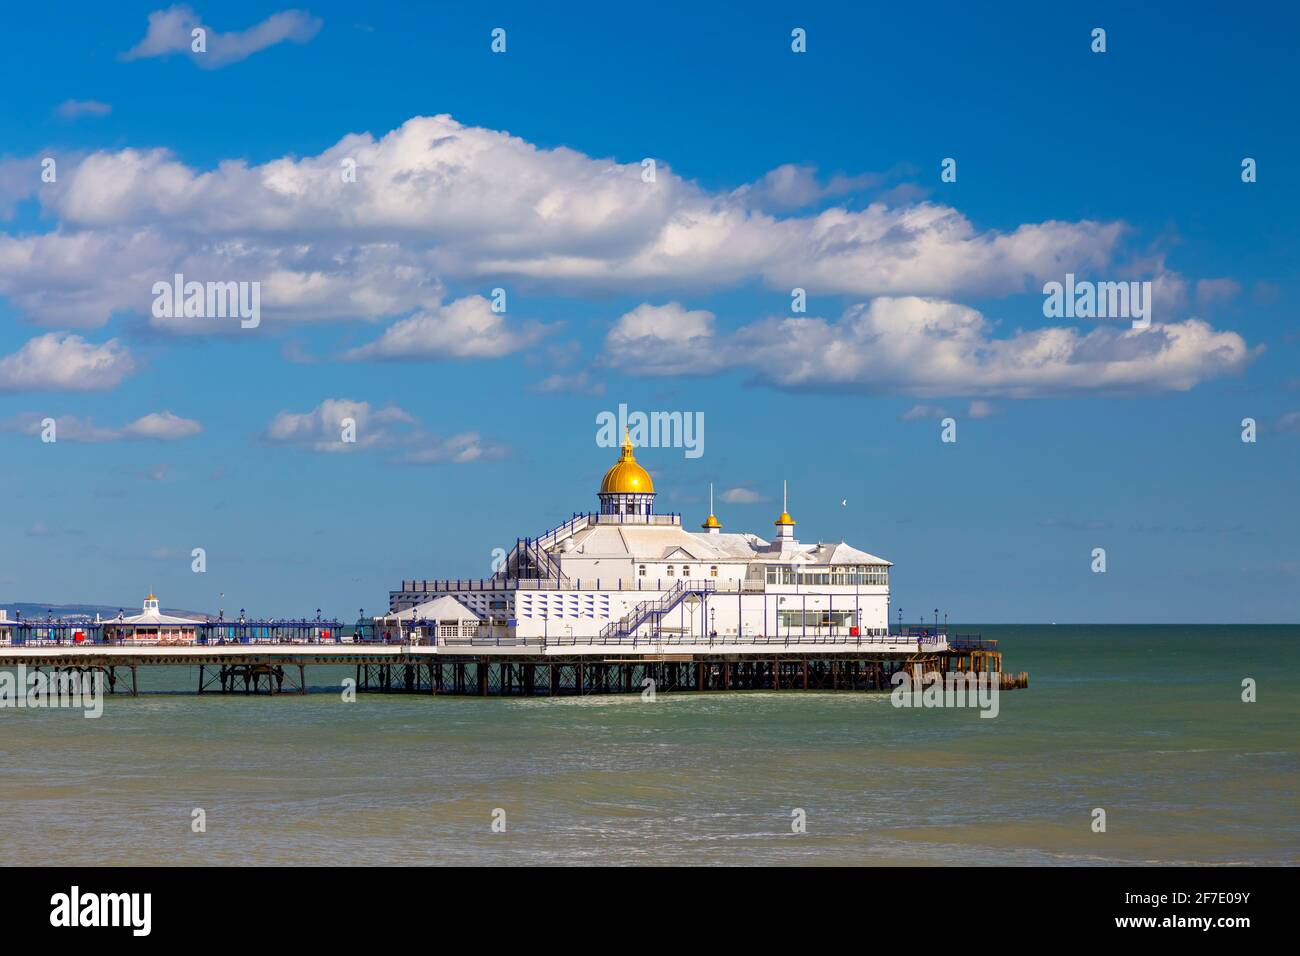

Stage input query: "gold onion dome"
[
  {"left": 701, "top": 513, "right": 722, "bottom": 529},
  {"left": 600, "top": 431, "right": 655, "bottom": 495}
]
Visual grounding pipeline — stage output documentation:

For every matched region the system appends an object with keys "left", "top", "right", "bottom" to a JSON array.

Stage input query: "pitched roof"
[
  {"left": 390, "top": 595, "right": 480, "bottom": 622},
  {"left": 116, "top": 609, "right": 204, "bottom": 626}
]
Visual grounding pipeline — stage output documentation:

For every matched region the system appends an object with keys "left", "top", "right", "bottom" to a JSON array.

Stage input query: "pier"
[{"left": 0, "top": 633, "right": 1027, "bottom": 697}]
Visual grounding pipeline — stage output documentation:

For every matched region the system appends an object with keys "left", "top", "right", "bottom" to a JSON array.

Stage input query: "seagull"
[{"left": 840, "top": 499, "right": 847, "bottom": 507}]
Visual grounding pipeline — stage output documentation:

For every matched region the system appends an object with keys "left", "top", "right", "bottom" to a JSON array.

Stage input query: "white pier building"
[{"left": 387, "top": 434, "right": 904, "bottom": 648}]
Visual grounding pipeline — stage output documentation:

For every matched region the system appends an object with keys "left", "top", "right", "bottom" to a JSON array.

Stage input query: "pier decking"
[{"left": 0, "top": 633, "right": 1027, "bottom": 697}]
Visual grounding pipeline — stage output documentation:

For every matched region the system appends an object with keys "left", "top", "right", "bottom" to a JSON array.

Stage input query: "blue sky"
[{"left": 0, "top": 1, "right": 1296, "bottom": 622}]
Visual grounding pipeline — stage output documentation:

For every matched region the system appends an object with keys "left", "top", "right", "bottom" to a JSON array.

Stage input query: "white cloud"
[
  {"left": 600, "top": 302, "right": 722, "bottom": 376},
  {"left": 262, "top": 398, "right": 414, "bottom": 452},
  {"left": 123, "top": 411, "right": 203, "bottom": 440},
  {"left": 122, "top": 5, "right": 322, "bottom": 68},
  {"left": 531, "top": 369, "right": 605, "bottom": 396},
  {"left": 55, "top": 100, "right": 112, "bottom": 120},
  {"left": 396, "top": 433, "right": 508, "bottom": 465},
  {"left": 0, "top": 115, "right": 1129, "bottom": 335},
  {"left": 901, "top": 404, "right": 948, "bottom": 421},
  {"left": 601, "top": 297, "right": 1259, "bottom": 399},
  {"left": 261, "top": 398, "right": 507, "bottom": 463},
  {"left": 1196, "top": 277, "right": 1241, "bottom": 308},
  {"left": 1, "top": 410, "right": 200, "bottom": 442},
  {"left": 967, "top": 400, "right": 999, "bottom": 418},
  {"left": 344, "top": 295, "right": 548, "bottom": 361},
  {"left": 720, "top": 487, "right": 768, "bottom": 504},
  {"left": 0, "top": 333, "right": 135, "bottom": 391},
  {"left": 729, "top": 163, "right": 883, "bottom": 212}
]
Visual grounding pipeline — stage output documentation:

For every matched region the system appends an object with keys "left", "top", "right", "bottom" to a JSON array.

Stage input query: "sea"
[{"left": 1, "top": 625, "right": 1296, "bottom": 866}]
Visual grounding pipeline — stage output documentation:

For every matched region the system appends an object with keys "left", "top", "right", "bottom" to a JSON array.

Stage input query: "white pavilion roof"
[
  {"left": 117, "top": 609, "right": 204, "bottom": 626},
  {"left": 388, "top": 595, "right": 479, "bottom": 622},
  {"left": 559, "top": 523, "right": 731, "bottom": 561},
  {"left": 803, "top": 541, "right": 893, "bottom": 566}
]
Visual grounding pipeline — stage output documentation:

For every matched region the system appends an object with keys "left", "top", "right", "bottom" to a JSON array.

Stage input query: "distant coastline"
[{"left": 1, "top": 601, "right": 211, "bottom": 621}]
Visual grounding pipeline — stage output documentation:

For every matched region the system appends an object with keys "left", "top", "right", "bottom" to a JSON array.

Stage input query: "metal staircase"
[
  {"left": 495, "top": 514, "right": 593, "bottom": 587},
  {"left": 600, "top": 579, "right": 717, "bottom": 641}
]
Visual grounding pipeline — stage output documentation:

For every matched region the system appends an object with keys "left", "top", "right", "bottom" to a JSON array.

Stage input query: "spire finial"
[
  {"left": 701, "top": 481, "right": 723, "bottom": 530},
  {"left": 774, "top": 480, "right": 796, "bottom": 528}
]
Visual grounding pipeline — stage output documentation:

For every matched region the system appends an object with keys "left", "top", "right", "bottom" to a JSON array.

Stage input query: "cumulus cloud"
[
  {"left": 396, "top": 433, "right": 507, "bottom": 465},
  {"left": 0, "top": 115, "right": 1128, "bottom": 335},
  {"left": 531, "top": 369, "right": 605, "bottom": 396},
  {"left": 261, "top": 397, "right": 507, "bottom": 463},
  {"left": 343, "top": 295, "right": 548, "bottom": 361},
  {"left": 730, "top": 163, "right": 884, "bottom": 212},
  {"left": 0, "top": 410, "right": 200, "bottom": 442},
  {"left": 54, "top": 100, "right": 112, "bottom": 120},
  {"left": 900, "top": 404, "right": 948, "bottom": 421},
  {"left": 122, "top": 5, "right": 322, "bottom": 68},
  {"left": 123, "top": 410, "right": 203, "bottom": 440},
  {"left": 599, "top": 302, "right": 720, "bottom": 376},
  {"left": 0, "top": 333, "right": 135, "bottom": 391},
  {"left": 262, "top": 398, "right": 414, "bottom": 452},
  {"left": 1195, "top": 277, "right": 1241, "bottom": 308},
  {"left": 720, "top": 487, "right": 768, "bottom": 504},
  {"left": 602, "top": 297, "right": 1259, "bottom": 399}
]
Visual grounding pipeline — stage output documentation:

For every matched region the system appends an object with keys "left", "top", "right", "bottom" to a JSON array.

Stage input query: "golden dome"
[
  {"left": 701, "top": 513, "right": 722, "bottom": 529},
  {"left": 599, "top": 431, "right": 655, "bottom": 495},
  {"left": 774, "top": 511, "right": 796, "bottom": 526}
]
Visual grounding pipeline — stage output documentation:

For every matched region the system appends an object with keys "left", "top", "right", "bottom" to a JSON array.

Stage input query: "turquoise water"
[{"left": 1, "top": 626, "right": 1296, "bottom": 865}]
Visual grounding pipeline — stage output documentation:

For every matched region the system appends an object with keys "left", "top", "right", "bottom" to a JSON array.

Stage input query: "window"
[
  {"left": 710, "top": 565, "right": 718, "bottom": 577},
  {"left": 681, "top": 566, "right": 690, "bottom": 577},
  {"left": 778, "top": 610, "right": 853, "bottom": 629},
  {"left": 638, "top": 565, "right": 647, "bottom": 577},
  {"left": 667, "top": 566, "right": 676, "bottom": 576},
  {"left": 764, "top": 565, "right": 795, "bottom": 585}
]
